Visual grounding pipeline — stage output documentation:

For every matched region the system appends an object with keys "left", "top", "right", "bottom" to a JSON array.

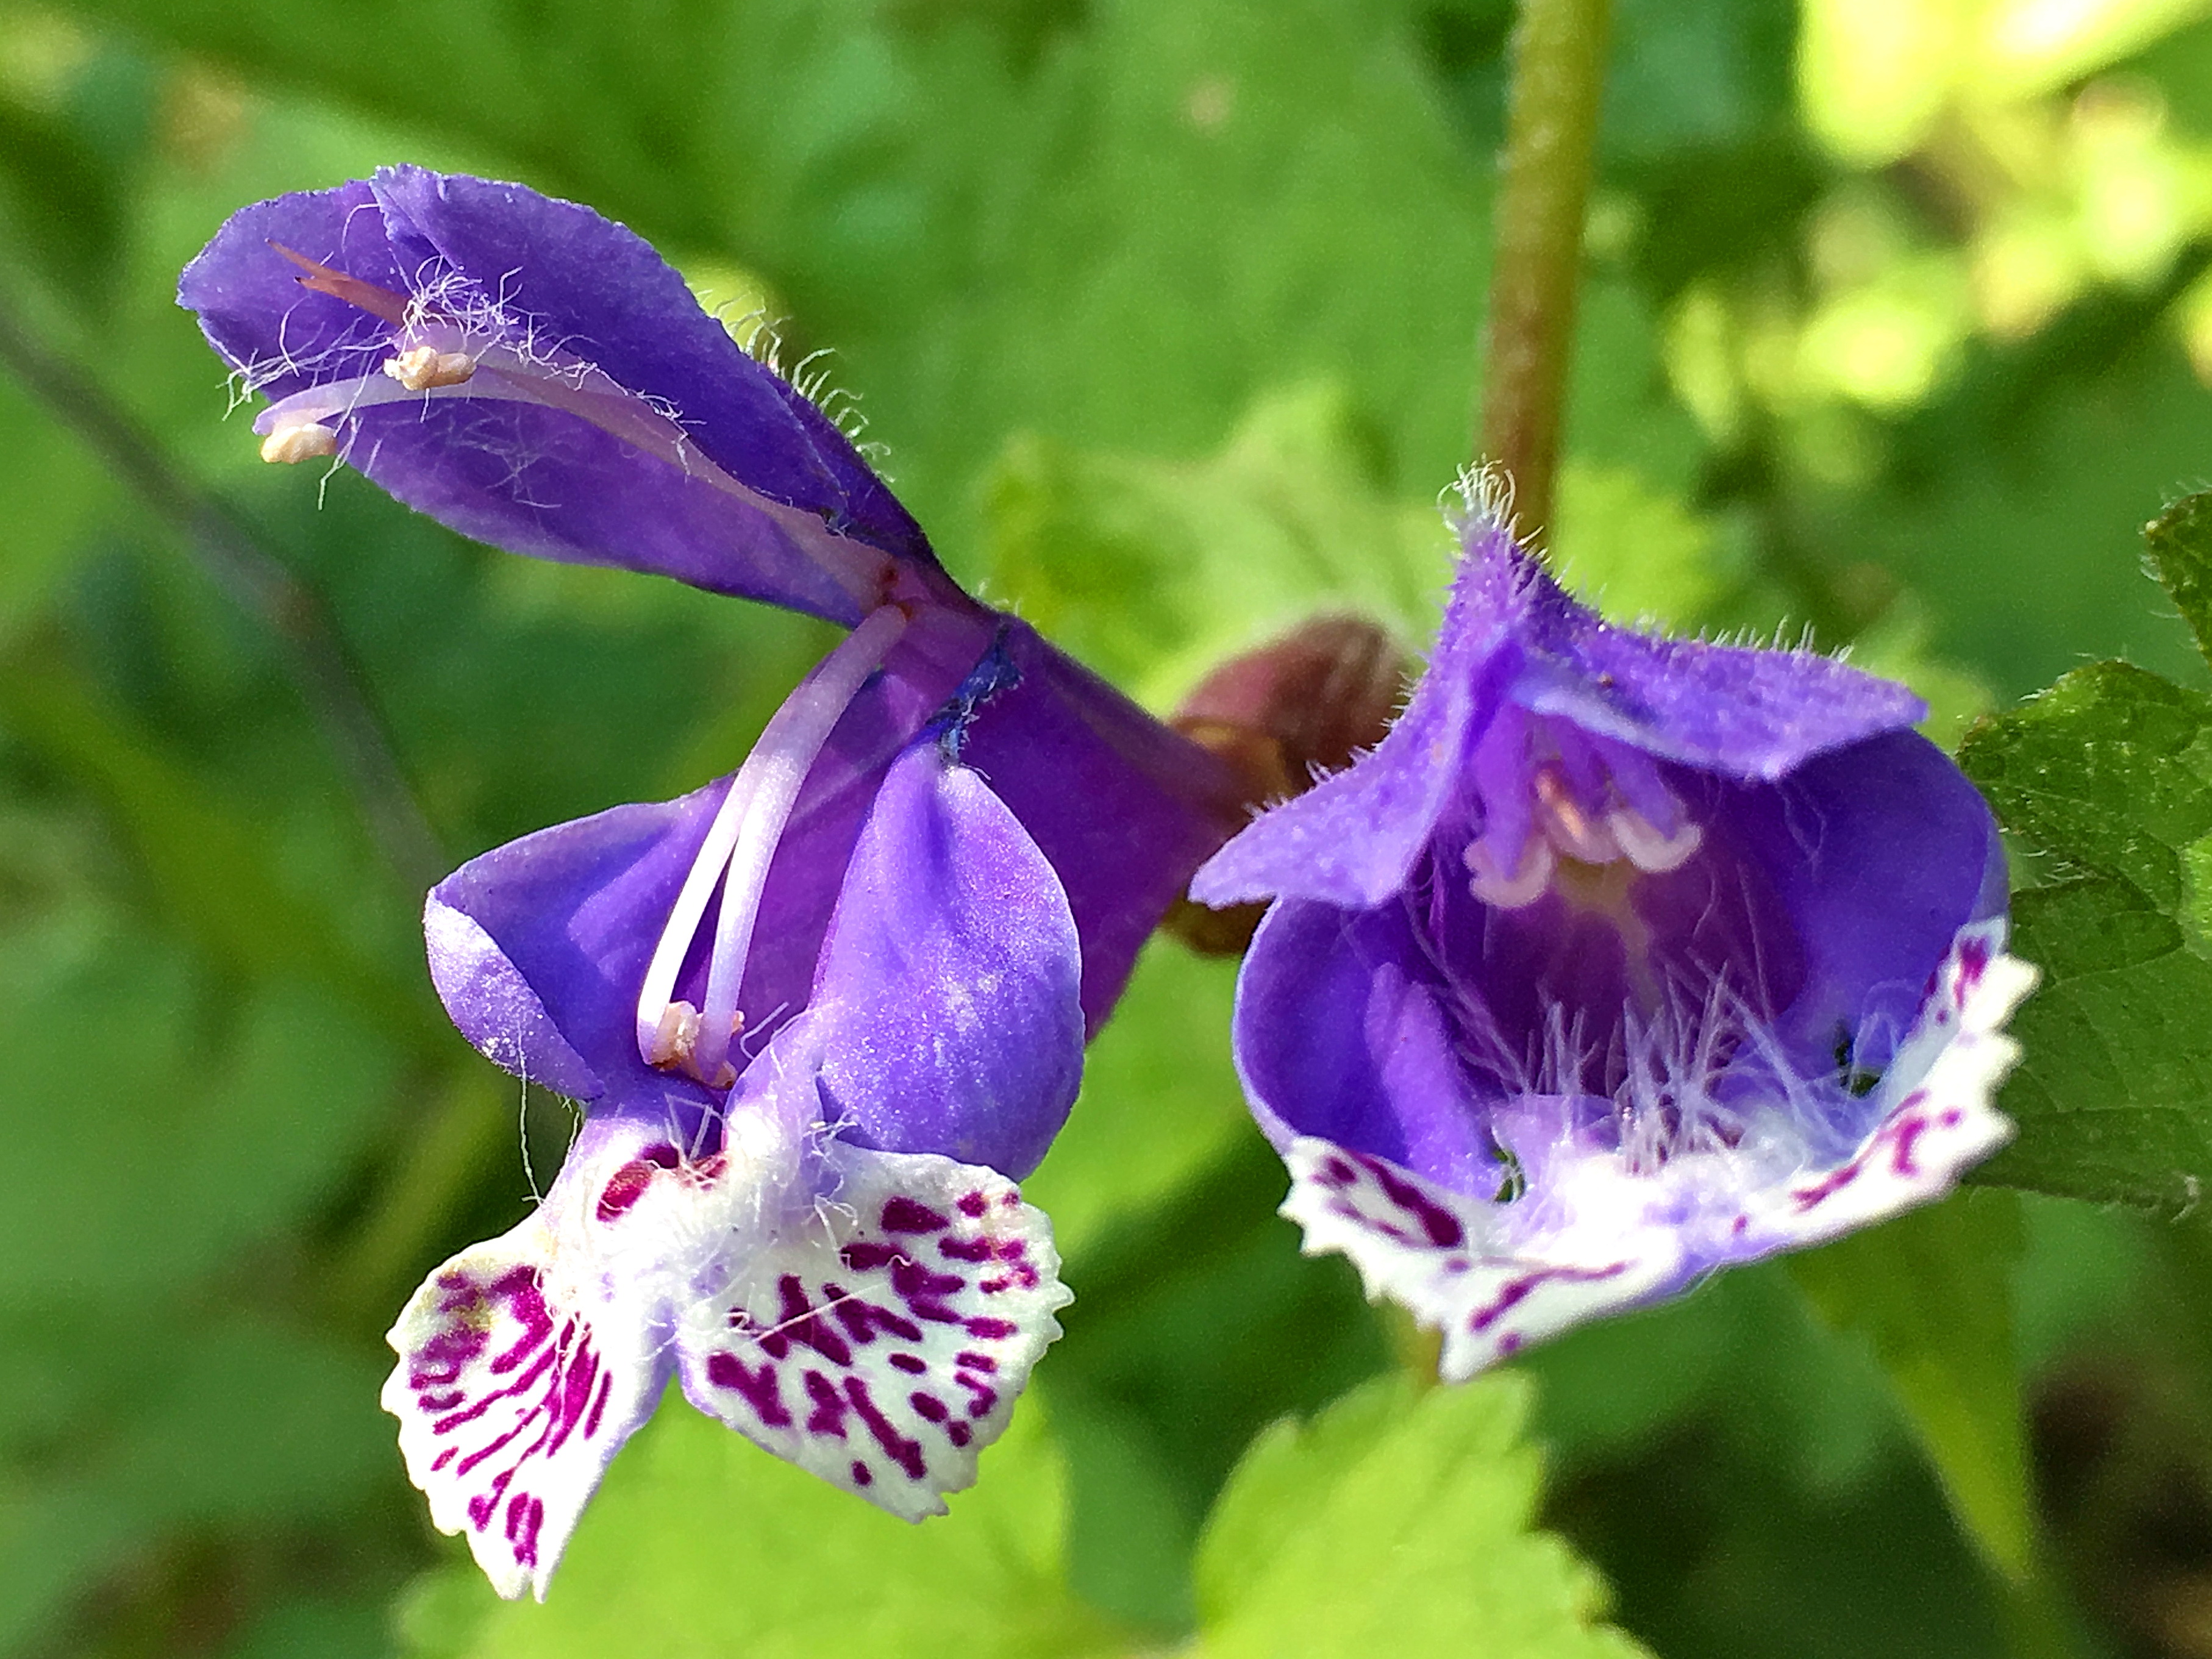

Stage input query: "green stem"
[{"left": 1478, "top": 0, "right": 1614, "bottom": 539}]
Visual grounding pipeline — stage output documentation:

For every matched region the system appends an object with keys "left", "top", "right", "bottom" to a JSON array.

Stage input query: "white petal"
[{"left": 674, "top": 1143, "right": 1071, "bottom": 1520}]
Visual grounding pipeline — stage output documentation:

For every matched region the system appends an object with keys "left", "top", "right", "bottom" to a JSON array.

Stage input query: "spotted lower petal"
[
  {"left": 1757, "top": 918, "right": 2033, "bottom": 1250},
  {"left": 1280, "top": 921, "right": 2034, "bottom": 1382},
  {"left": 1280, "top": 1140, "right": 1679, "bottom": 1380},
  {"left": 381, "top": 1208, "right": 669, "bottom": 1599},
  {"left": 674, "top": 1142, "right": 1069, "bottom": 1520}
]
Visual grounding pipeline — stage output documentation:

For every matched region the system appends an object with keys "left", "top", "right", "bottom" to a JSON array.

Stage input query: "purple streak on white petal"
[{"left": 382, "top": 1117, "right": 681, "bottom": 1599}]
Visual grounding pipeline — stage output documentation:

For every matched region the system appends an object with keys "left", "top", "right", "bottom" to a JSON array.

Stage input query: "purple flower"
[
  {"left": 1189, "top": 487, "right": 2035, "bottom": 1380},
  {"left": 181, "top": 169, "right": 1237, "bottom": 1596}
]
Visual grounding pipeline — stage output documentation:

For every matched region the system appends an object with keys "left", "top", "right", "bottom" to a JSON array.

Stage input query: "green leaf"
[
  {"left": 1190, "top": 1374, "right": 1649, "bottom": 1658},
  {"left": 2144, "top": 488, "right": 2212, "bottom": 671},
  {"left": 1786, "top": 1193, "right": 2034, "bottom": 1581},
  {"left": 979, "top": 382, "right": 1452, "bottom": 707},
  {"left": 1023, "top": 939, "right": 1249, "bottom": 1259},
  {"left": 433, "top": 1399, "right": 1122, "bottom": 1659},
  {"left": 0, "top": 917, "right": 401, "bottom": 1300},
  {"left": 1958, "top": 659, "right": 2212, "bottom": 1210},
  {"left": 0, "top": 654, "right": 435, "bottom": 1040},
  {"left": 0, "top": 1316, "right": 391, "bottom": 1657}
]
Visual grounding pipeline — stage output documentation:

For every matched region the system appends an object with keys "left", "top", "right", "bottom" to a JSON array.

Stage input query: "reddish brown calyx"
[{"left": 1163, "top": 614, "right": 1410, "bottom": 955}]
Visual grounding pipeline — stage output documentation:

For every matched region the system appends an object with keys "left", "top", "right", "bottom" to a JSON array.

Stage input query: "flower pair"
[{"left": 185, "top": 168, "right": 2028, "bottom": 1600}]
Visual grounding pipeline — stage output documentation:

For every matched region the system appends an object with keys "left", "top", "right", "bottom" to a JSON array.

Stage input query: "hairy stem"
[
  {"left": 0, "top": 284, "right": 447, "bottom": 894},
  {"left": 1478, "top": 0, "right": 1613, "bottom": 538}
]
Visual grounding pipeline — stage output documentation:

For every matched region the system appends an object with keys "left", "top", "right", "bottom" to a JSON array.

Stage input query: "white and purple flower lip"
[
  {"left": 182, "top": 168, "right": 1243, "bottom": 1598},
  {"left": 1190, "top": 486, "right": 2033, "bottom": 1380}
]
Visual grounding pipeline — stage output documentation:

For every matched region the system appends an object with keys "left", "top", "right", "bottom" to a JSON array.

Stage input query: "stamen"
[
  {"left": 1466, "top": 835, "right": 1555, "bottom": 909},
  {"left": 1533, "top": 768, "right": 1621, "bottom": 865},
  {"left": 635, "top": 604, "right": 911, "bottom": 1084},
  {"left": 644, "top": 1001, "right": 701, "bottom": 1070},
  {"left": 260, "top": 423, "right": 337, "bottom": 464},
  {"left": 1607, "top": 808, "right": 1703, "bottom": 875},
  {"left": 250, "top": 343, "right": 893, "bottom": 613},
  {"left": 384, "top": 344, "right": 477, "bottom": 390}
]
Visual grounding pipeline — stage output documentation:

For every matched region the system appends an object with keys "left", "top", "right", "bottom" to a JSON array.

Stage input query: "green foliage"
[
  {"left": 2, "top": 0, "right": 2210, "bottom": 1653},
  {"left": 979, "top": 383, "right": 1454, "bottom": 705},
  {"left": 418, "top": 1402, "right": 1120, "bottom": 1659},
  {"left": 418, "top": 1377, "right": 1648, "bottom": 1659},
  {"left": 1191, "top": 1374, "right": 1648, "bottom": 1658},
  {"left": 1788, "top": 1194, "right": 2033, "bottom": 1580},
  {"left": 1961, "top": 644, "right": 2212, "bottom": 1211}
]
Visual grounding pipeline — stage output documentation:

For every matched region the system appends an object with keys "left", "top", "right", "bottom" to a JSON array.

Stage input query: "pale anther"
[
  {"left": 1533, "top": 768, "right": 1621, "bottom": 865},
  {"left": 1466, "top": 835, "right": 1555, "bottom": 910},
  {"left": 260, "top": 423, "right": 338, "bottom": 465},
  {"left": 1607, "top": 808, "right": 1703, "bottom": 875},
  {"left": 646, "top": 1001, "right": 702, "bottom": 1070},
  {"left": 384, "top": 344, "right": 477, "bottom": 391}
]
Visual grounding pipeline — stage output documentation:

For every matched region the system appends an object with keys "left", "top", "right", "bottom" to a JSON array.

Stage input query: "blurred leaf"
[
  {"left": 979, "top": 382, "right": 1452, "bottom": 707},
  {"left": 1787, "top": 1193, "right": 2034, "bottom": 1580},
  {"left": 1043, "top": 1132, "right": 1388, "bottom": 1631},
  {"left": 0, "top": 652, "right": 433, "bottom": 1039},
  {"left": 0, "top": 918, "right": 400, "bottom": 1300},
  {"left": 1549, "top": 459, "right": 1734, "bottom": 630},
  {"left": 1024, "top": 938, "right": 1249, "bottom": 1259},
  {"left": 0, "top": 1316, "right": 391, "bottom": 1656},
  {"left": 434, "top": 1399, "right": 1121, "bottom": 1659},
  {"left": 1960, "top": 658, "right": 2212, "bottom": 1210},
  {"left": 1521, "top": 1263, "right": 1900, "bottom": 1495},
  {"left": 2142, "top": 488, "right": 2212, "bottom": 669},
  {"left": 1190, "top": 1372, "right": 1648, "bottom": 1658}
]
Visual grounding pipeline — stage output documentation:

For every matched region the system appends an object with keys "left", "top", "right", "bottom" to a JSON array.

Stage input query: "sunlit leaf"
[{"left": 1191, "top": 1372, "right": 1649, "bottom": 1658}]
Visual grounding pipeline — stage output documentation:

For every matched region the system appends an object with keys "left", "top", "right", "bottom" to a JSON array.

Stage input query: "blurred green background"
[{"left": 5, "top": 0, "right": 2212, "bottom": 1655}]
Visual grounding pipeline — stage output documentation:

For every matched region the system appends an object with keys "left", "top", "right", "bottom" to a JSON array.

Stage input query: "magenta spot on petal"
[
  {"left": 1499, "top": 1333, "right": 1524, "bottom": 1357},
  {"left": 804, "top": 1369, "right": 851, "bottom": 1436},
  {"left": 506, "top": 1491, "right": 546, "bottom": 1568},
  {"left": 1732, "top": 1214, "right": 1749, "bottom": 1235},
  {"left": 841, "top": 1241, "right": 904, "bottom": 1272},
  {"left": 910, "top": 1391, "right": 949, "bottom": 1423},
  {"left": 1316, "top": 1155, "right": 1357, "bottom": 1190},
  {"left": 1469, "top": 1263, "right": 1625, "bottom": 1332},
  {"left": 758, "top": 1274, "right": 854, "bottom": 1366},
  {"left": 830, "top": 1291, "right": 923, "bottom": 1346},
  {"left": 1357, "top": 1155, "right": 1465, "bottom": 1249},
  {"left": 851, "top": 1460, "right": 873, "bottom": 1486},
  {"left": 947, "top": 1421, "right": 972, "bottom": 1448},
  {"left": 1442, "top": 1257, "right": 1470, "bottom": 1274},
  {"left": 583, "top": 1369, "right": 614, "bottom": 1439},
  {"left": 954, "top": 1369, "right": 999, "bottom": 1418},
  {"left": 881, "top": 1198, "right": 949, "bottom": 1234},
  {"left": 594, "top": 1143, "right": 682, "bottom": 1223},
  {"left": 705, "top": 1351, "right": 791, "bottom": 1427},
  {"left": 957, "top": 1191, "right": 990, "bottom": 1218},
  {"left": 954, "top": 1351, "right": 997, "bottom": 1373},
  {"left": 1890, "top": 1113, "right": 1932, "bottom": 1178},
  {"left": 431, "top": 1446, "right": 457, "bottom": 1472},
  {"left": 890, "top": 1352, "right": 927, "bottom": 1374},
  {"left": 965, "top": 1317, "right": 1016, "bottom": 1340},
  {"left": 844, "top": 1377, "right": 927, "bottom": 1481},
  {"left": 1940, "top": 1108, "right": 1963, "bottom": 1127},
  {"left": 940, "top": 1235, "right": 994, "bottom": 1261}
]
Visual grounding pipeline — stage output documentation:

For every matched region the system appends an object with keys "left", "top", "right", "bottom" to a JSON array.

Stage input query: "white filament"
[{"left": 634, "top": 604, "right": 910, "bottom": 1083}]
